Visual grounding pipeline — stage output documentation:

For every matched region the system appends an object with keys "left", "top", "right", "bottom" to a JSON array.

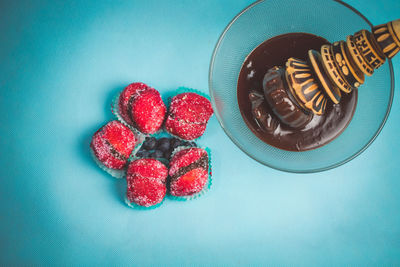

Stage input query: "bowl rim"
[{"left": 208, "top": 0, "right": 395, "bottom": 173}]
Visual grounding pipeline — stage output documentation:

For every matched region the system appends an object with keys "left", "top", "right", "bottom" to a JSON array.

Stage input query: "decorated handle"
[{"left": 284, "top": 19, "right": 400, "bottom": 116}]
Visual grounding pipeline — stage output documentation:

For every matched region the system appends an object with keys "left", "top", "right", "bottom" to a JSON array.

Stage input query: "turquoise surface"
[{"left": 1, "top": 0, "right": 399, "bottom": 265}]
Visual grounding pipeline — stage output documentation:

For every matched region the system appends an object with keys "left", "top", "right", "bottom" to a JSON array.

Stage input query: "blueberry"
[
  {"left": 143, "top": 137, "right": 157, "bottom": 150},
  {"left": 158, "top": 137, "right": 170, "bottom": 145},
  {"left": 157, "top": 138, "right": 171, "bottom": 152},
  {"left": 150, "top": 150, "right": 164, "bottom": 159},
  {"left": 172, "top": 138, "right": 183, "bottom": 148},
  {"left": 138, "top": 145, "right": 147, "bottom": 152},
  {"left": 158, "top": 142, "right": 170, "bottom": 152},
  {"left": 136, "top": 150, "right": 150, "bottom": 158},
  {"left": 164, "top": 149, "right": 174, "bottom": 160},
  {"left": 170, "top": 137, "right": 177, "bottom": 145}
]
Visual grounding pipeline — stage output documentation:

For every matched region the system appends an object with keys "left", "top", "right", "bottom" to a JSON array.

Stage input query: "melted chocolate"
[{"left": 237, "top": 33, "right": 358, "bottom": 151}]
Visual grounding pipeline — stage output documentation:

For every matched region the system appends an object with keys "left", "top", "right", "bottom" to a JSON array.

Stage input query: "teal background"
[{"left": 0, "top": 0, "right": 399, "bottom": 265}]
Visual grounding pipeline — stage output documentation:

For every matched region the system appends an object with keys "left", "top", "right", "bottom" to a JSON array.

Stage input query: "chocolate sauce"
[{"left": 237, "top": 33, "right": 358, "bottom": 151}]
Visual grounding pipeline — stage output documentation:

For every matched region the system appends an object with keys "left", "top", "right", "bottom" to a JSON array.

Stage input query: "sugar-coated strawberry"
[
  {"left": 170, "top": 93, "right": 213, "bottom": 123},
  {"left": 165, "top": 116, "right": 207, "bottom": 141},
  {"left": 90, "top": 121, "right": 136, "bottom": 170},
  {"left": 169, "top": 169, "right": 208, "bottom": 197},
  {"left": 131, "top": 88, "right": 166, "bottom": 134},
  {"left": 165, "top": 93, "right": 213, "bottom": 140},
  {"left": 127, "top": 177, "right": 166, "bottom": 207},
  {"left": 127, "top": 158, "right": 168, "bottom": 183},
  {"left": 118, "top": 82, "right": 148, "bottom": 126},
  {"left": 118, "top": 82, "right": 166, "bottom": 134},
  {"left": 168, "top": 148, "right": 209, "bottom": 196},
  {"left": 126, "top": 159, "right": 168, "bottom": 207}
]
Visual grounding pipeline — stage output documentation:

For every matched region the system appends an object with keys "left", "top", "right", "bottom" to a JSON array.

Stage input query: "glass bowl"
[{"left": 209, "top": 0, "right": 394, "bottom": 173}]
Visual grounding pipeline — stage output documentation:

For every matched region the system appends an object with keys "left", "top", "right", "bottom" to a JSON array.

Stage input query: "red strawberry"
[
  {"left": 90, "top": 121, "right": 136, "bottom": 170},
  {"left": 169, "top": 169, "right": 208, "bottom": 197},
  {"left": 166, "top": 93, "right": 213, "bottom": 140},
  {"left": 131, "top": 88, "right": 166, "bottom": 134},
  {"left": 118, "top": 83, "right": 166, "bottom": 134},
  {"left": 168, "top": 148, "right": 209, "bottom": 196},
  {"left": 127, "top": 158, "right": 168, "bottom": 183},
  {"left": 165, "top": 116, "right": 207, "bottom": 141},
  {"left": 170, "top": 93, "right": 213, "bottom": 123},
  {"left": 118, "top": 82, "right": 148, "bottom": 126},
  {"left": 126, "top": 159, "right": 168, "bottom": 207},
  {"left": 127, "top": 177, "right": 166, "bottom": 207}
]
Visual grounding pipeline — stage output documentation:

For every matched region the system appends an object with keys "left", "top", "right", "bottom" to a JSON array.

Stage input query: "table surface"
[{"left": 1, "top": 0, "right": 400, "bottom": 265}]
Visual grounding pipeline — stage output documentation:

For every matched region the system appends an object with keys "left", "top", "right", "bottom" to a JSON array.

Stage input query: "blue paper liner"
[
  {"left": 167, "top": 146, "right": 213, "bottom": 201},
  {"left": 124, "top": 195, "right": 165, "bottom": 210}
]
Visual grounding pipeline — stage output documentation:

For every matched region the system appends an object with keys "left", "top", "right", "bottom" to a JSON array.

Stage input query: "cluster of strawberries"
[
  {"left": 90, "top": 82, "right": 213, "bottom": 208},
  {"left": 118, "top": 82, "right": 213, "bottom": 139}
]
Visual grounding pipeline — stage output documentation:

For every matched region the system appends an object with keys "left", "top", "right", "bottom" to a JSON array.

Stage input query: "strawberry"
[
  {"left": 165, "top": 93, "right": 213, "bottom": 140},
  {"left": 170, "top": 93, "right": 213, "bottom": 123},
  {"left": 118, "top": 82, "right": 149, "bottom": 126},
  {"left": 90, "top": 121, "right": 136, "bottom": 170},
  {"left": 126, "top": 159, "right": 168, "bottom": 207},
  {"left": 165, "top": 116, "right": 207, "bottom": 141},
  {"left": 168, "top": 148, "right": 209, "bottom": 196},
  {"left": 127, "top": 158, "right": 168, "bottom": 183},
  {"left": 127, "top": 177, "right": 166, "bottom": 207},
  {"left": 118, "top": 83, "right": 166, "bottom": 134},
  {"left": 131, "top": 88, "right": 166, "bottom": 134}
]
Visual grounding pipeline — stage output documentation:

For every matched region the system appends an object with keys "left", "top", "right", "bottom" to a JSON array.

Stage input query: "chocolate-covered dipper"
[
  {"left": 238, "top": 33, "right": 357, "bottom": 151},
  {"left": 262, "top": 67, "right": 312, "bottom": 129},
  {"left": 239, "top": 19, "right": 400, "bottom": 151},
  {"left": 289, "top": 19, "right": 399, "bottom": 113}
]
